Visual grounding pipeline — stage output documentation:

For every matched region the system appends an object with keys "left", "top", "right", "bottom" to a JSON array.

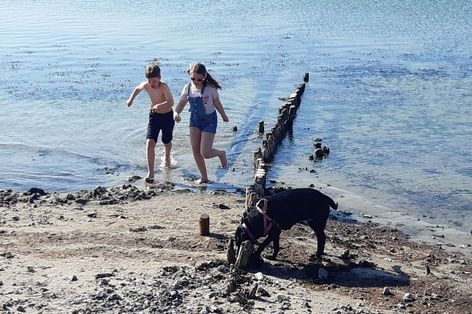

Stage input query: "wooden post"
[
  {"left": 254, "top": 148, "right": 262, "bottom": 169},
  {"left": 289, "top": 93, "right": 299, "bottom": 107},
  {"left": 262, "top": 148, "right": 269, "bottom": 162},
  {"left": 258, "top": 120, "right": 264, "bottom": 134},
  {"left": 244, "top": 73, "right": 308, "bottom": 241},
  {"left": 227, "top": 238, "right": 236, "bottom": 264},
  {"left": 235, "top": 240, "right": 254, "bottom": 269},
  {"left": 255, "top": 157, "right": 264, "bottom": 171},
  {"left": 289, "top": 105, "right": 297, "bottom": 119},
  {"left": 265, "top": 132, "right": 273, "bottom": 150},
  {"left": 254, "top": 168, "right": 266, "bottom": 197},
  {"left": 297, "top": 83, "right": 306, "bottom": 94},
  {"left": 199, "top": 214, "right": 210, "bottom": 236},
  {"left": 245, "top": 186, "right": 258, "bottom": 209},
  {"left": 304, "top": 73, "right": 309, "bottom": 82}
]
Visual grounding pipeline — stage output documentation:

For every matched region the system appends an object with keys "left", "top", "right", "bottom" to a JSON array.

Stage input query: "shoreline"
[
  {"left": 2, "top": 179, "right": 471, "bottom": 259},
  {"left": 308, "top": 183, "right": 472, "bottom": 259},
  {"left": 1, "top": 184, "right": 471, "bottom": 312}
]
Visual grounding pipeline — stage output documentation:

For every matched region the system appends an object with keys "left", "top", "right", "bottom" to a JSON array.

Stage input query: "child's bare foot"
[
  {"left": 144, "top": 177, "right": 155, "bottom": 184},
  {"left": 219, "top": 150, "right": 227, "bottom": 168},
  {"left": 195, "top": 178, "right": 209, "bottom": 184},
  {"left": 164, "top": 158, "right": 171, "bottom": 168}
]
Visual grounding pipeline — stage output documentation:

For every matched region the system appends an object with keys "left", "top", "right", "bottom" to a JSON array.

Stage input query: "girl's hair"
[{"left": 187, "top": 63, "right": 221, "bottom": 89}]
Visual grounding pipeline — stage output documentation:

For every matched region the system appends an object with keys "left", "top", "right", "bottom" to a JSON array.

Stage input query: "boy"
[{"left": 127, "top": 63, "right": 175, "bottom": 183}]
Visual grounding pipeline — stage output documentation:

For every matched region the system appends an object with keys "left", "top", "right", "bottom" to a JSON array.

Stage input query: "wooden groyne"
[{"left": 245, "top": 74, "right": 308, "bottom": 210}]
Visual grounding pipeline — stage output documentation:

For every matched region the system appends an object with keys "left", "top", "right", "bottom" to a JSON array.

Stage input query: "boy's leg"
[
  {"left": 163, "top": 142, "right": 172, "bottom": 167},
  {"left": 146, "top": 112, "right": 160, "bottom": 182},
  {"left": 190, "top": 127, "right": 208, "bottom": 183},
  {"left": 161, "top": 112, "right": 175, "bottom": 168},
  {"left": 146, "top": 139, "right": 156, "bottom": 180},
  {"left": 200, "top": 132, "right": 227, "bottom": 168}
]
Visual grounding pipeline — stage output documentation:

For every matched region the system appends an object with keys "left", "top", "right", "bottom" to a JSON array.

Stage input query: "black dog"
[{"left": 235, "top": 188, "right": 338, "bottom": 261}]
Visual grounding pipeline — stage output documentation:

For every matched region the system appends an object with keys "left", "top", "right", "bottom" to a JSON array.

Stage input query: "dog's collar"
[
  {"left": 241, "top": 199, "right": 273, "bottom": 243},
  {"left": 256, "top": 198, "right": 268, "bottom": 212}
]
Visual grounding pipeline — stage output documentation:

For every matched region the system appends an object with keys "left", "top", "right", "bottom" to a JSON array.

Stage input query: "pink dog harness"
[
  {"left": 242, "top": 199, "right": 273, "bottom": 242},
  {"left": 257, "top": 199, "right": 273, "bottom": 237}
]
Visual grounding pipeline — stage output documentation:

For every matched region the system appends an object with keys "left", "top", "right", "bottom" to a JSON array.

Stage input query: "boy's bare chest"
[{"left": 147, "top": 87, "right": 165, "bottom": 102}]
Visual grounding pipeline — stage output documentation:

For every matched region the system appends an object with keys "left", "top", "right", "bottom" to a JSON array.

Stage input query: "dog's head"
[
  {"left": 234, "top": 209, "right": 264, "bottom": 248},
  {"left": 235, "top": 209, "right": 252, "bottom": 248},
  {"left": 234, "top": 219, "right": 249, "bottom": 248}
]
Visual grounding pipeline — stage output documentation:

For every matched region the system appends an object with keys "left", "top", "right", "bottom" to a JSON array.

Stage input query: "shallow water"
[{"left": 1, "top": 1, "right": 471, "bottom": 231}]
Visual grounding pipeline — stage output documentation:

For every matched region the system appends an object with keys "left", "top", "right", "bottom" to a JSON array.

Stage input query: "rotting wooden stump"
[
  {"left": 227, "top": 238, "right": 236, "bottom": 264},
  {"left": 253, "top": 148, "right": 263, "bottom": 170},
  {"left": 245, "top": 187, "right": 259, "bottom": 210},
  {"left": 258, "top": 120, "right": 264, "bottom": 134},
  {"left": 235, "top": 240, "right": 254, "bottom": 269},
  {"left": 199, "top": 214, "right": 210, "bottom": 236},
  {"left": 289, "top": 105, "right": 297, "bottom": 119},
  {"left": 253, "top": 169, "right": 266, "bottom": 198}
]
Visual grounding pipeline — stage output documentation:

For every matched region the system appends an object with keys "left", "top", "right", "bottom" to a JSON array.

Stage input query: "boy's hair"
[{"left": 145, "top": 63, "right": 161, "bottom": 79}]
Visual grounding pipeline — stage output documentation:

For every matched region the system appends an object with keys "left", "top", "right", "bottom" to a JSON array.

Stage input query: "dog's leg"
[
  {"left": 315, "top": 229, "right": 326, "bottom": 257},
  {"left": 308, "top": 220, "right": 326, "bottom": 258},
  {"left": 269, "top": 233, "right": 280, "bottom": 260},
  {"left": 255, "top": 236, "right": 272, "bottom": 259}
]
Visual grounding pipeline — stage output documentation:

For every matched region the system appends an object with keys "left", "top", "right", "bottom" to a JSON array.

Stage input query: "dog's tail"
[{"left": 327, "top": 196, "right": 338, "bottom": 210}]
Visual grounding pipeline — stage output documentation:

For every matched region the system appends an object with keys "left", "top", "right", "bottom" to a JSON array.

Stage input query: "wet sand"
[{"left": 1, "top": 185, "right": 471, "bottom": 313}]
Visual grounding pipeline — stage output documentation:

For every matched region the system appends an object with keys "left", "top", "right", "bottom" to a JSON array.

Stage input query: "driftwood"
[
  {"left": 248, "top": 283, "right": 259, "bottom": 299},
  {"left": 235, "top": 240, "right": 253, "bottom": 269},
  {"left": 227, "top": 238, "right": 236, "bottom": 264}
]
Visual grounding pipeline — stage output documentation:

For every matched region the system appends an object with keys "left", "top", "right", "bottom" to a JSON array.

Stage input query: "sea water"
[{"left": 1, "top": 0, "right": 471, "bottom": 232}]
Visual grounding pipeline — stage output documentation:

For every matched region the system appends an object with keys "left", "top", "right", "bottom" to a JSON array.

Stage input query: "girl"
[{"left": 174, "top": 63, "right": 229, "bottom": 184}]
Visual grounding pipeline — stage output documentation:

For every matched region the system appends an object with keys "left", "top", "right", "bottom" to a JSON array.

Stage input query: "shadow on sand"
[{"left": 246, "top": 255, "right": 410, "bottom": 289}]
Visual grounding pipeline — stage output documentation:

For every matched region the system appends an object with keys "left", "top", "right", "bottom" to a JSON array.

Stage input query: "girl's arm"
[
  {"left": 213, "top": 97, "right": 229, "bottom": 122},
  {"left": 127, "top": 81, "right": 146, "bottom": 107},
  {"left": 174, "top": 95, "right": 188, "bottom": 122}
]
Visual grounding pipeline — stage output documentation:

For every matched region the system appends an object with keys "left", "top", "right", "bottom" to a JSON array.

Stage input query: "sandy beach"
[{"left": 1, "top": 184, "right": 471, "bottom": 313}]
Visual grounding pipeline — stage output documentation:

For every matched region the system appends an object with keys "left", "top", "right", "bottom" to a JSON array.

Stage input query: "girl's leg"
[
  {"left": 200, "top": 132, "right": 227, "bottom": 168},
  {"left": 146, "top": 139, "right": 156, "bottom": 180},
  {"left": 190, "top": 127, "right": 208, "bottom": 183}
]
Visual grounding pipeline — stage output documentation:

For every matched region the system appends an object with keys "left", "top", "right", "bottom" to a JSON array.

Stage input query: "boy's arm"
[
  {"left": 127, "top": 82, "right": 146, "bottom": 107},
  {"left": 213, "top": 97, "right": 229, "bottom": 122}
]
